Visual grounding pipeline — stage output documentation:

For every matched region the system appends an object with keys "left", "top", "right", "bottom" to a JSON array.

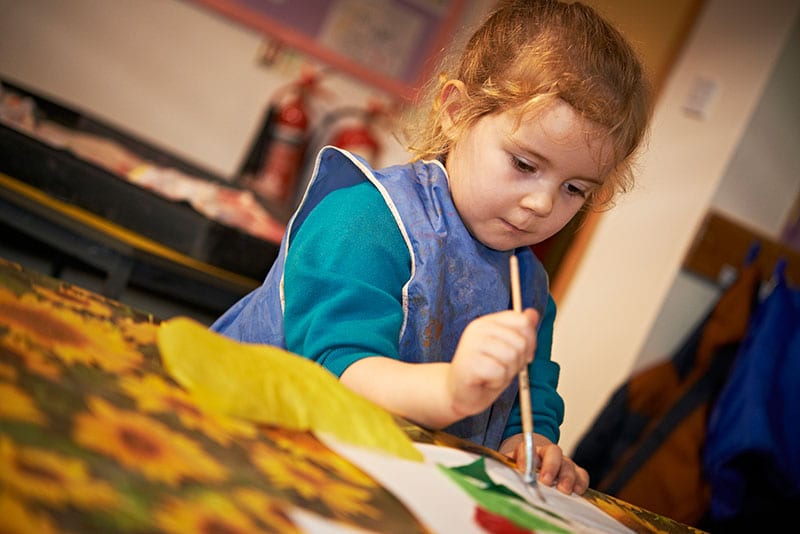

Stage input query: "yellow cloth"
[{"left": 157, "top": 317, "right": 422, "bottom": 461}]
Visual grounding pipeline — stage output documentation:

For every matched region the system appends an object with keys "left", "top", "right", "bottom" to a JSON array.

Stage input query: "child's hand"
[
  {"left": 500, "top": 433, "right": 590, "bottom": 495},
  {"left": 447, "top": 308, "right": 539, "bottom": 419}
]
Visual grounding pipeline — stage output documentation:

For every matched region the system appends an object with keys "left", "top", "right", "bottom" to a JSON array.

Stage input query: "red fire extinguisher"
[
  {"left": 288, "top": 98, "right": 389, "bottom": 199},
  {"left": 327, "top": 99, "right": 386, "bottom": 167},
  {"left": 249, "top": 70, "right": 319, "bottom": 210}
]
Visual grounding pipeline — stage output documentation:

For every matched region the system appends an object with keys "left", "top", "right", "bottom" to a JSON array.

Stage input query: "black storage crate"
[{"left": 0, "top": 79, "right": 279, "bottom": 281}]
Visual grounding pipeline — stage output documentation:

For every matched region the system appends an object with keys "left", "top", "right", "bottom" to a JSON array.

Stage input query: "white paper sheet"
[{"left": 320, "top": 435, "right": 635, "bottom": 534}]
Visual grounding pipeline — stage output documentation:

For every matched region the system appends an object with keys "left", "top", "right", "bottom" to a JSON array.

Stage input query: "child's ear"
[{"left": 439, "top": 80, "right": 467, "bottom": 140}]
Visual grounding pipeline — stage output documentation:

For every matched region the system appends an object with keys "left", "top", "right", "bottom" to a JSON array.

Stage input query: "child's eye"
[
  {"left": 511, "top": 155, "right": 537, "bottom": 173},
  {"left": 565, "top": 183, "right": 588, "bottom": 199}
]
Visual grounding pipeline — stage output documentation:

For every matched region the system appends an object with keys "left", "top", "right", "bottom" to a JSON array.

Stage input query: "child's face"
[{"left": 445, "top": 99, "right": 613, "bottom": 252}]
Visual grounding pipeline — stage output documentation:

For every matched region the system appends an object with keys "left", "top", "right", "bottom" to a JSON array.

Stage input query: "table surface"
[
  {"left": 0, "top": 171, "right": 261, "bottom": 315},
  {"left": 0, "top": 257, "right": 703, "bottom": 533}
]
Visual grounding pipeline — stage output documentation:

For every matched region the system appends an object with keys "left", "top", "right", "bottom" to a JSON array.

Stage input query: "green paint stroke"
[
  {"left": 449, "top": 457, "right": 565, "bottom": 522},
  {"left": 438, "top": 458, "right": 571, "bottom": 534}
]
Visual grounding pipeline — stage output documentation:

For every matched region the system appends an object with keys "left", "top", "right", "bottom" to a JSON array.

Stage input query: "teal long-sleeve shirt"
[{"left": 283, "top": 181, "right": 564, "bottom": 444}]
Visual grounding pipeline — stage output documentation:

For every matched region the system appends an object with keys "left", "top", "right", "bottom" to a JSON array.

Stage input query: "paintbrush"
[{"left": 509, "top": 254, "right": 545, "bottom": 501}]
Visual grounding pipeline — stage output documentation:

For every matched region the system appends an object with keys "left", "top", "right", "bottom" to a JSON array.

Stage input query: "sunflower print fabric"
[{"left": 0, "top": 258, "right": 428, "bottom": 533}]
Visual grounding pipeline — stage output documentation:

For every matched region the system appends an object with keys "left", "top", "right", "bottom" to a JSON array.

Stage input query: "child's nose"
[{"left": 520, "top": 187, "right": 554, "bottom": 217}]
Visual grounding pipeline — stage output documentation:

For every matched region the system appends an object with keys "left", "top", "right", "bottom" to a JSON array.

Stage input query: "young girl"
[{"left": 212, "top": 0, "right": 651, "bottom": 496}]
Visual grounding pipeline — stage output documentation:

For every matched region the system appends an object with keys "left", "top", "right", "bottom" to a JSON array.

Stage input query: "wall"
[
  {"left": 0, "top": 0, "right": 413, "bottom": 178},
  {"left": 1, "top": 0, "right": 798, "bottom": 457},
  {"left": 634, "top": 16, "right": 800, "bottom": 375}
]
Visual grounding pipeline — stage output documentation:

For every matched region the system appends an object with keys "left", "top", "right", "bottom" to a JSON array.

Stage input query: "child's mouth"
[{"left": 501, "top": 219, "right": 528, "bottom": 235}]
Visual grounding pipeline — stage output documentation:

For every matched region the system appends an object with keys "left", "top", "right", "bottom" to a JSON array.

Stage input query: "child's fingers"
[
  {"left": 478, "top": 311, "right": 537, "bottom": 354},
  {"left": 536, "top": 445, "right": 590, "bottom": 495},
  {"left": 522, "top": 308, "right": 540, "bottom": 329},
  {"left": 536, "top": 444, "right": 563, "bottom": 486}
]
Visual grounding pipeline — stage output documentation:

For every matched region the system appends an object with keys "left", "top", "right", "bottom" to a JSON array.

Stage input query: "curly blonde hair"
[{"left": 403, "top": 0, "right": 652, "bottom": 209}]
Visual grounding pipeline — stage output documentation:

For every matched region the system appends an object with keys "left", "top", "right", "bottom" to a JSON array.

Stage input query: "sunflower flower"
[
  {"left": 250, "top": 442, "right": 378, "bottom": 519},
  {"left": 0, "top": 383, "right": 46, "bottom": 425},
  {"left": 0, "top": 436, "right": 118, "bottom": 509},
  {"left": 117, "top": 316, "right": 158, "bottom": 346},
  {"left": 120, "top": 373, "right": 257, "bottom": 445},
  {"left": 0, "top": 288, "right": 142, "bottom": 374},
  {"left": 263, "top": 428, "right": 376, "bottom": 488},
  {"left": 0, "top": 361, "right": 16, "bottom": 380},
  {"left": 73, "top": 396, "right": 227, "bottom": 486},
  {"left": 1, "top": 331, "right": 62, "bottom": 380},
  {"left": 154, "top": 492, "right": 267, "bottom": 534},
  {"left": 0, "top": 493, "right": 60, "bottom": 534},
  {"left": 233, "top": 488, "right": 301, "bottom": 533},
  {"left": 32, "top": 283, "right": 113, "bottom": 319}
]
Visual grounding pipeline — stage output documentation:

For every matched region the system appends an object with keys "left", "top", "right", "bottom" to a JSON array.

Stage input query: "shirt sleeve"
[
  {"left": 502, "top": 295, "right": 566, "bottom": 444},
  {"left": 283, "top": 181, "right": 411, "bottom": 377}
]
